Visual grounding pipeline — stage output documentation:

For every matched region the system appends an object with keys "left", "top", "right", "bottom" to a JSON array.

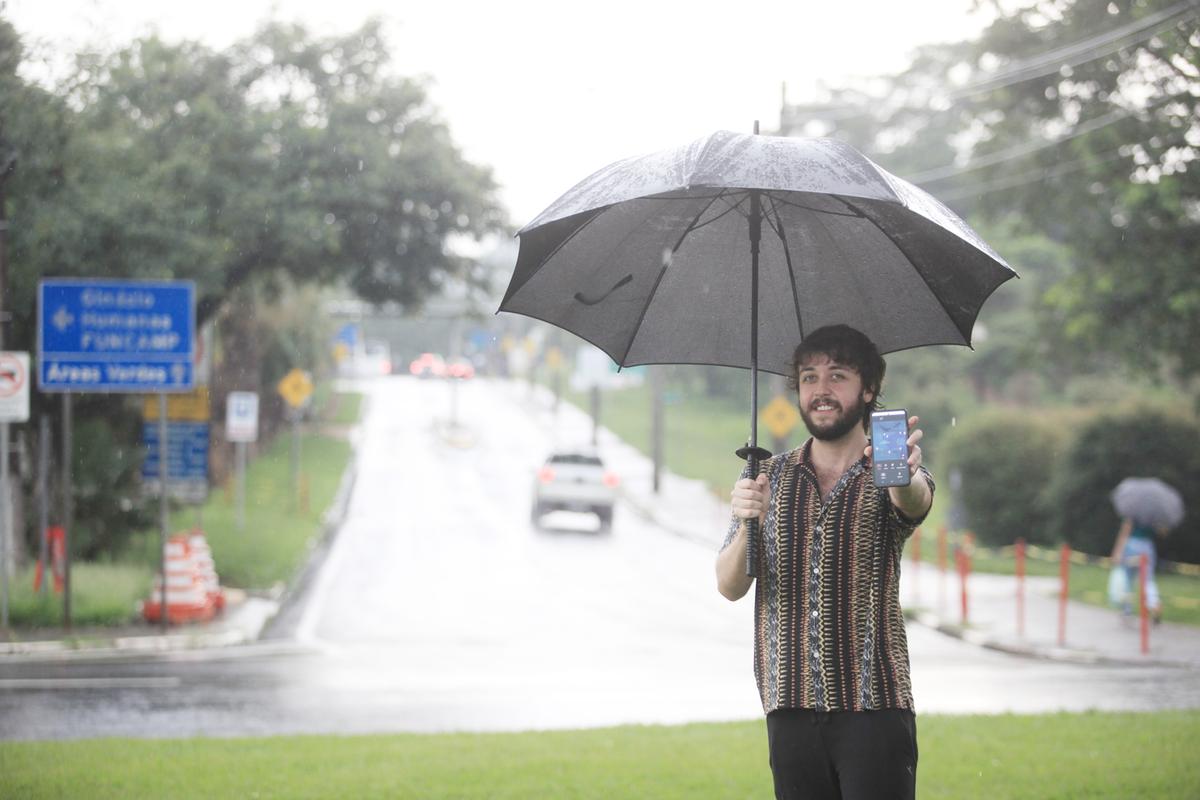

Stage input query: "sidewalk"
[{"left": 528, "top": 385, "right": 1200, "bottom": 672}]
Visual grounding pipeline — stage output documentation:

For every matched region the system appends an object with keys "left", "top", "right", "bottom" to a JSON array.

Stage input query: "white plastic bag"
[{"left": 1107, "top": 565, "right": 1129, "bottom": 607}]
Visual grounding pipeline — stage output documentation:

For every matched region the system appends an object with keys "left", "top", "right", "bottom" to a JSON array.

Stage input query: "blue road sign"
[
  {"left": 141, "top": 421, "right": 209, "bottom": 482},
  {"left": 334, "top": 323, "right": 360, "bottom": 348},
  {"left": 38, "top": 279, "right": 196, "bottom": 392}
]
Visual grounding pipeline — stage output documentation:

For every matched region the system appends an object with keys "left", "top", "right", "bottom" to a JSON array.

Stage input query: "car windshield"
[{"left": 548, "top": 454, "right": 602, "bottom": 467}]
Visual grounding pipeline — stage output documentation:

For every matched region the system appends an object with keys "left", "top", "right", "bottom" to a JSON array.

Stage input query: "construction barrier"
[
  {"left": 141, "top": 533, "right": 219, "bottom": 625},
  {"left": 188, "top": 528, "right": 225, "bottom": 612}
]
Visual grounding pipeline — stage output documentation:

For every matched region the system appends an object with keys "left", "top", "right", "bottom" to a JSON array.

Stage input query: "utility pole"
[{"left": 0, "top": 152, "right": 16, "bottom": 620}]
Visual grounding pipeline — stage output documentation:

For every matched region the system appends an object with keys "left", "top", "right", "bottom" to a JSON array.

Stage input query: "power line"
[
  {"left": 931, "top": 134, "right": 1191, "bottom": 203},
  {"left": 788, "top": 0, "right": 1198, "bottom": 122},
  {"left": 910, "top": 90, "right": 1189, "bottom": 185},
  {"left": 947, "top": 0, "right": 1200, "bottom": 100}
]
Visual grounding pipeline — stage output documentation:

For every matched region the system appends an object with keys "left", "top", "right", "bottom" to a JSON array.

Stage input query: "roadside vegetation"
[
  {"left": 4, "top": 390, "right": 361, "bottom": 630},
  {"left": 1, "top": 711, "right": 1196, "bottom": 799}
]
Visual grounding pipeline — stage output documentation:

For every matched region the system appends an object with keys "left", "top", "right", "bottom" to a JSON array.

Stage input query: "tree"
[
  {"left": 782, "top": 0, "right": 1199, "bottom": 384},
  {"left": 927, "top": 0, "right": 1200, "bottom": 381},
  {"left": 0, "top": 17, "right": 508, "bottom": 557},
  {"left": 5, "top": 17, "right": 507, "bottom": 356}
]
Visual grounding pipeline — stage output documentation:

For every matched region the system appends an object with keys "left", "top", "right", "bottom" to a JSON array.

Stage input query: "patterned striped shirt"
[{"left": 722, "top": 440, "right": 933, "bottom": 715}]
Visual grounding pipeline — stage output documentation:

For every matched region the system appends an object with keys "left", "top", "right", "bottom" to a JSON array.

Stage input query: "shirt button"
[
  {"left": 813, "top": 567, "right": 820, "bottom": 575},
  {"left": 812, "top": 649, "right": 819, "bottom": 657},
  {"left": 815, "top": 526, "right": 823, "bottom": 535},
  {"left": 812, "top": 611, "right": 818, "bottom": 618}
]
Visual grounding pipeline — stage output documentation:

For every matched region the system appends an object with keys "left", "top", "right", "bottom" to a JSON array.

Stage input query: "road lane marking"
[{"left": 0, "top": 677, "right": 182, "bottom": 690}]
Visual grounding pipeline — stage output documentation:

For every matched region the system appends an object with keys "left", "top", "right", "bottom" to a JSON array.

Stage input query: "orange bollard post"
[
  {"left": 1057, "top": 543, "right": 1070, "bottom": 647},
  {"left": 1140, "top": 554, "right": 1150, "bottom": 655},
  {"left": 938, "top": 525, "right": 948, "bottom": 615},
  {"left": 1015, "top": 538, "right": 1026, "bottom": 639},
  {"left": 911, "top": 527, "right": 921, "bottom": 605},
  {"left": 957, "top": 545, "right": 970, "bottom": 626}
]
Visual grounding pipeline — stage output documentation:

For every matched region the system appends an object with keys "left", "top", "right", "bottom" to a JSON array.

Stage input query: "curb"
[
  {"left": 257, "top": 416, "right": 362, "bottom": 641},
  {"left": 909, "top": 610, "right": 1199, "bottom": 671},
  {"left": 0, "top": 595, "right": 279, "bottom": 663}
]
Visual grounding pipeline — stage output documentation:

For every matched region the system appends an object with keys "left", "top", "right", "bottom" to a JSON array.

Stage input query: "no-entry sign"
[{"left": 0, "top": 352, "right": 30, "bottom": 422}]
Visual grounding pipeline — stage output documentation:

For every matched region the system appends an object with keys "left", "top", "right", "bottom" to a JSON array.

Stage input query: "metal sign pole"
[
  {"left": 236, "top": 440, "right": 246, "bottom": 530},
  {"left": 158, "top": 394, "right": 168, "bottom": 633},
  {"left": 37, "top": 416, "right": 48, "bottom": 598},
  {"left": 62, "top": 393, "right": 72, "bottom": 630},
  {"left": 1, "top": 422, "right": 8, "bottom": 628},
  {"left": 291, "top": 411, "right": 300, "bottom": 508}
]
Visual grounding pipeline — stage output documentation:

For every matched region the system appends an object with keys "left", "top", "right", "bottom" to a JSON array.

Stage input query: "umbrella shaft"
[{"left": 749, "top": 190, "right": 762, "bottom": 447}]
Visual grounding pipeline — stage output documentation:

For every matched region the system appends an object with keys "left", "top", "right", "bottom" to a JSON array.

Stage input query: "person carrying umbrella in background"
[
  {"left": 1108, "top": 477, "right": 1184, "bottom": 624},
  {"left": 719, "top": 324, "right": 933, "bottom": 800}
]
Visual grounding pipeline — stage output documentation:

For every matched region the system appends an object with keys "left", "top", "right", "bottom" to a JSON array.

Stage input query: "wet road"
[{"left": 2, "top": 377, "right": 1199, "bottom": 740}]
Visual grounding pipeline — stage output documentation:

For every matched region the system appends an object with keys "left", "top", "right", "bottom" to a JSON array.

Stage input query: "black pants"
[{"left": 766, "top": 709, "right": 918, "bottom": 800}]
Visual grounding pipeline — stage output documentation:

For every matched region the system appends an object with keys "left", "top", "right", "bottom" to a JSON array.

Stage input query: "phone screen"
[
  {"left": 872, "top": 417, "right": 908, "bottom": 463},
  {"left": 870, "top": 409, "right": 910, "bottom": 487}
]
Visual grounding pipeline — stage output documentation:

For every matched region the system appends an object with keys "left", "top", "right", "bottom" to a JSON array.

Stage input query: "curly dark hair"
[{"left": 786, "top": 325, "right": 886, "bottom": 430}]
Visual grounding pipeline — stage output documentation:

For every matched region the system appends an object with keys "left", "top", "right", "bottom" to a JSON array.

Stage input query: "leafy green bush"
[
  {"left": 940, "top": 408, "right": 1075, "bottom": 546},
  {"left": 1050, "top": 408, "right": 1200, "bottom": 563}
]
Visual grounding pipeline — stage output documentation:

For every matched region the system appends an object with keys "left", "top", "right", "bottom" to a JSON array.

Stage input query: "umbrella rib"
[
  {"left": 836, "top": 196, "right": 974, "bottom": 343},
  {"left": 772, "top": 194, "right": 864, "bottom": 219},
  {"left": 687, "top": 192, "right": 749, "bottom": 233},
  {"left": 764, "top": 194, "right": 806, "bottom": 343},
  {"left": 618, "top": 191, "right": 730, "bottom": 366}
]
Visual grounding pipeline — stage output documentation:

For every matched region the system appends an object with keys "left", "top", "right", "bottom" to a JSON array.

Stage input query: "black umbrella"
[{"left": 500, "top": 130, "right": 1016, "bottom": 576}]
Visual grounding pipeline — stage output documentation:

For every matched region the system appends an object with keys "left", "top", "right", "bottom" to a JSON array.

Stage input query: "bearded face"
[{"left": 795, "top": 356, "right": 872, "bottom": 442}]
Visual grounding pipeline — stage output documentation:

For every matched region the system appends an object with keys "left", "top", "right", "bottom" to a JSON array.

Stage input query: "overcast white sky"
[{"left": 6, "top": 0, "right": 992, "bottom": 225}]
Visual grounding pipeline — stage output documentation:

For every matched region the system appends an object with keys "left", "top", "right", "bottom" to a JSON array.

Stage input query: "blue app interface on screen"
[{"left": 873, "top": 417, "right": 908, "bottom": 462}]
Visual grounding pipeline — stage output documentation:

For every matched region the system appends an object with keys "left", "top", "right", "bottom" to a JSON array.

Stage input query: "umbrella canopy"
[
  {"left": 501, "top": 131, "right": 1017, "bottom": 375},
  {"left": 1111, "top": 477, "right": 1184, "bottom": 530},
  {"left": 500, "top": 131, "right": 1017, "bottom": 577}
]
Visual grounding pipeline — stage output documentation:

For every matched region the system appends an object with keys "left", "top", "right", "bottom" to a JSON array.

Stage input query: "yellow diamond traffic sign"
[
  {"left": 761, "top": 394, "right": 800, "bottom": 440},
  {"left": 277, "top": 368, "right": 314, "bottom": 409}
]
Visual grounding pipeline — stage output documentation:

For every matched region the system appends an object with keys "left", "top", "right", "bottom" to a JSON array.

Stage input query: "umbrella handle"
[{"left": 736, "top": 445, "right": 772, "bottom": 578}]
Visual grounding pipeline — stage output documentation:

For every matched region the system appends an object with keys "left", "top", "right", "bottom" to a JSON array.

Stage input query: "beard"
[{"left": 799, "top": 392, "right": 867, "bottom": 442}]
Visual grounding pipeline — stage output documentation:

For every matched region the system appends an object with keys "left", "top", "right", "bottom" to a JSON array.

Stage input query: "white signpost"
[
  {"left": 225, "top": 391, "right": 259, "bottom": 443},
  {"left": 226, "top": 391, "right": 259, "bottom": 530},
  {"left": 0, "top": 351, "right": 29, "bottom": 626}
]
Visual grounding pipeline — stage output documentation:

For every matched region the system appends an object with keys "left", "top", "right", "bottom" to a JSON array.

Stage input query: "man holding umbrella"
[{"left": 718, "top": 324, "right": 933, "bottom": 800}]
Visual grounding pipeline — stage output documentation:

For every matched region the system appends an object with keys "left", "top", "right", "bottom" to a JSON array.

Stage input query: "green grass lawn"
[{"left": 1, "top": 711, "right": 1196, "bottom": 798}]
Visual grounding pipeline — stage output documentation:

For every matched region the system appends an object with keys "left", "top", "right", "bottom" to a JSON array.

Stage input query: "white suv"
[{"left": 532, "top": 450, "right": 619, "bottom": 531}]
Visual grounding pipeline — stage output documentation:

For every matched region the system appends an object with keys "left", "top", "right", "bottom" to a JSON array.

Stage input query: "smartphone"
[{"left": 869, "top": 408, "right": 911, "bottom": 488}]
